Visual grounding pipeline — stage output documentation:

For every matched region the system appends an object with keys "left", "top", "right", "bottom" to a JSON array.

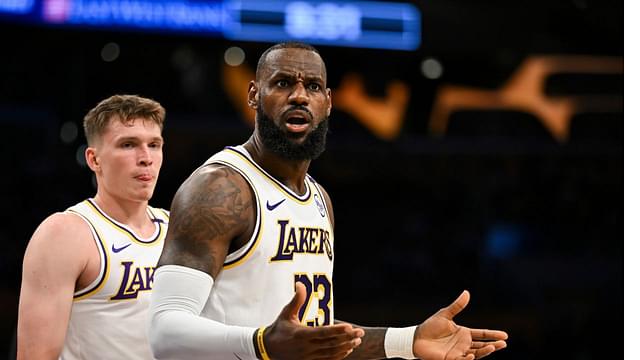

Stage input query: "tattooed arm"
[
  {"left": 158, "top": 164, "right": 254, "bottom": 277},
  {"left": 148, "top": 164, "right": 363, "bottom": 360},
  {"left": 147, "top": 164, "right": 259, "bottom": 359}
]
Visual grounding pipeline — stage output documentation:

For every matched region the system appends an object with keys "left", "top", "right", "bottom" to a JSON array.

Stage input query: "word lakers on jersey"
[
  {"left": 201, "top": 146, "right": 335, "bottom": 328},
  {"left": 61, "top": 199, "right": 167, "bottom": 360}
]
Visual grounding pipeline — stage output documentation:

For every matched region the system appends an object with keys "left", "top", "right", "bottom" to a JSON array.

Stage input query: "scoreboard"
[{"left": 0, "top": 0, "right": 421, "bottom": 50}]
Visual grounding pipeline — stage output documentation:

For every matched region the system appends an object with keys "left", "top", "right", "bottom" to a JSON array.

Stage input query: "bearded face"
[{"left": 256, "top": 102, "right": 329, "bottom": 161}]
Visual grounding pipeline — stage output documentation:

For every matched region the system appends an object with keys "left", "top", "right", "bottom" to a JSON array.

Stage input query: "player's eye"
[{"left": 308, "top": 83, "right": 321, "bottom": 91}]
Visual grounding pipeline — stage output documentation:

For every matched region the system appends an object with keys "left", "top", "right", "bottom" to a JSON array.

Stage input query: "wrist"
[
  {"left": 252, "top": 328, "right": 260, "bottom": 358},
  {"left": 254, "top": 326, "right": 271, "bottom": 360},
  {"left": 384, "top": 326, "right": 417, "bottom": 359}
]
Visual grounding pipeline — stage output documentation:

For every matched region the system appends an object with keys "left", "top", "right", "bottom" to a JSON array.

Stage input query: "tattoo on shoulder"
[{"left": 160, "top": 165, "right": 254, "bottom": 273}]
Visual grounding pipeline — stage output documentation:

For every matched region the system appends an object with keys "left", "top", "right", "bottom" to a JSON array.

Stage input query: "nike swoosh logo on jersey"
[
  {"left": 266, "top": 198, "right": 286, "bottom": 211},
  {"left": 112, "top": 243, "right": 132, "bottom": 253}
]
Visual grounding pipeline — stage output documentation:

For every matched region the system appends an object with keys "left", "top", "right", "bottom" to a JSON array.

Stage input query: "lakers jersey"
[
  {"left": 60, "top": 199, "right": 168, "bottom": 360},
  {"left": 201, "top": 146, "right": 335, "bottom": 328}
]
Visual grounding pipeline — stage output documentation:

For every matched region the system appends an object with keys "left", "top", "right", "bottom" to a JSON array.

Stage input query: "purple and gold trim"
[
  {"left": 68, "top": 210, "right": 110, "bottom": 300},
  {"left": 155, "top": 207, "right": 170, "bottom": 222},
  {"left": 148, "top": 206, "right": 169, "bottom": 242},
  {"left": 85, "top": 199, "right": 163, "bottom": 245},
  {"left": 224, "top": 147, "right": 312, "bottom": 204},
  {"left": 212, "top": 160, "right": 264, "bottom": 270}
]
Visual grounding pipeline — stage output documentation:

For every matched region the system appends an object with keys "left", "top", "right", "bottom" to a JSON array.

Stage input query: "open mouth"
[{"left": 285, "top": 112, "right": 311, "bottom": 133}]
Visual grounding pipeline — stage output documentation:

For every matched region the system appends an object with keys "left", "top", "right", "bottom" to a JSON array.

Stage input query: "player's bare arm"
[
  {"left": 339, "top": 323, "right": 506, "bottom": 360},
  {"left": 155, "top": 164, "right": 363, "bottom": 360},
  {"left": 158, "top": 164, "right": 255, "bottom": 277},
  {"left": 337, "top": 292, "right": 507, "bottom": 360},
  {"left": 18, "top": 213, "right": 98, "bottom": 359},
  {"left": 339, "top": 324, "right": 386, "bottom": 359}
]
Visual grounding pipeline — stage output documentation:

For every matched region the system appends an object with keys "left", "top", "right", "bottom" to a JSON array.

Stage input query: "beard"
[{"left": 256, "top": 103, "right": 329, "bottom": 161}]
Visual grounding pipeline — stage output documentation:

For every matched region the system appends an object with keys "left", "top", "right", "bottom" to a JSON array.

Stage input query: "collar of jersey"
[
  {"left": 85, "top": 198, "right": 162, "bottom": 244},
  {"left": 224, "top": 146, "right": 312, "bottom": 203}
]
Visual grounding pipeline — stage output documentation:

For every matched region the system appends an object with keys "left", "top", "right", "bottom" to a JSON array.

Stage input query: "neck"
[
  {"left": 93, "top": 191, "right": 151, "bottom": 230},
  {"left": 243, "top": 134, "right": 311, "bottom": 195}
]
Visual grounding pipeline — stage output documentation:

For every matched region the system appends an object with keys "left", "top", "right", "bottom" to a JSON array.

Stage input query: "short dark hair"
[
  {"left": 256, "top": 42, "right": 324, "bottom": 79},
  {"left": 83, "top": 94, "right": 165, "bottom": 146}
]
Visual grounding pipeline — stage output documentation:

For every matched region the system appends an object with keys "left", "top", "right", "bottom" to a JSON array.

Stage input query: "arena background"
[{"left": 0, "top": 0, "right": 622, "bottom": 358}]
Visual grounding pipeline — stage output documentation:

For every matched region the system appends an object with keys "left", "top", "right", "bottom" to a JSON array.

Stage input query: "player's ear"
[
  {"left": 248, "top": 80, "right": 259, "bottom": 110},
  {"left": 85, "top": 147, "right": 100, "bottom": 171},
  {"left": 326, "top": 87, "right": 332, "bottom": 117}
]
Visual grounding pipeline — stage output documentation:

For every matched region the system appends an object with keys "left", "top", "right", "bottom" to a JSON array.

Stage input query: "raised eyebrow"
[
  {"left": 269, "top": 71, "right": 296, "bottom": 80},
  {"left": 269, "top": 71, "right": 324, "bottom": 83}
]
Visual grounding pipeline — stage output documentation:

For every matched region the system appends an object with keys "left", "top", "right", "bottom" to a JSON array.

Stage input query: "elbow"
[{"left": 147, "top": 311, "right": 174, "bottom": 360}]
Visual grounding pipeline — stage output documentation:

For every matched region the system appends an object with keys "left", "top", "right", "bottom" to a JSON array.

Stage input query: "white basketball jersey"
[
  {"left": 60, "top": 199, "right": 168, "bottom": 360},
  {"left": 201, "top": 146, "right": 335, "bottom": 328}
]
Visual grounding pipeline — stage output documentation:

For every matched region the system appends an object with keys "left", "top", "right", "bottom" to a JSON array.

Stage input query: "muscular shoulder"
[
  {"left": 170, "top": 163, "right": 254, "bottom": 225},
  {"left": 30, "top": 212, "right": 94, "bottom": 249},
  {"left": 159, "top": 163, "right": 256, "bottom": 274},
  {"left": 23, "top": 212, "right": 94, "bottom": 279}
]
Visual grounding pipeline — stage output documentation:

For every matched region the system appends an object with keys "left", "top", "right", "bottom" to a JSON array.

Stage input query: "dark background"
[{"left": 0, "top": 0, "right": 623, "bottom": 358}]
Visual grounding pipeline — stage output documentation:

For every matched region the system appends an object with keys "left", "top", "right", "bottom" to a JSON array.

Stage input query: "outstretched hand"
[
  {"left": 264, "top": 282, "right": 365, "bottom": 360},
  {"left": 413, "top": 291, "right": 508, "bottom": 360}
]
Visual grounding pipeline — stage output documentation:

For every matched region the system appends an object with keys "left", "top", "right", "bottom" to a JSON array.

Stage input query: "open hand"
[
  {"left": 413, "top": 291, "right": 508, "bottom": 360},
  {"left": 264, "top": 282, "right": 365, "bottom": 360}
]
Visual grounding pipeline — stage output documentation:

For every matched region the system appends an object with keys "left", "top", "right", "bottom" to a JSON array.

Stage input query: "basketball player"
[
  {"left": 148, "top": 43, "right": 508, "bottom": 359},
  {"left": 17, "top": 95, "right": 168, "bottom": 359}
]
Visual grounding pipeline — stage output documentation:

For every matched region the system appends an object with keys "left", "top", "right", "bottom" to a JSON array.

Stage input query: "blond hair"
[{"left": 83, "top": 94, "right": 165, "bottom": 145}]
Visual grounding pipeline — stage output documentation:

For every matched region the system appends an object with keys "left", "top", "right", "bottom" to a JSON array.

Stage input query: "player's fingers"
[
  {"left": 470, "top": 340, "right": 507, "bottom": 350},
  {"left": 309, "top": 331, "right": 361, "bottom": 344},
  {"left": 440, "top": 290, "right": 470, "bottom": 318},
  {"left": 451, "top": 354, "right": 475, "bottom": 360},
  {"left": 313, "top": 324, "right": 364, "bottom": 338},
  {"left": 301, "top": 323, "right": 360, "bottom": 339},
  {"left": 492, "top": 340, "right": 507, "bottom": 351},
  {"left": 445, "top": 328, "right": 473, "bottom": 360},
  {"left": 280, "top": 282, "right": 307, "bottom": 322},
  {"left": 470, "top": 344, "right": 496, "bottom": 359},
  {"left": 469, "top": 328, "right": 509, "bottom": 341}
]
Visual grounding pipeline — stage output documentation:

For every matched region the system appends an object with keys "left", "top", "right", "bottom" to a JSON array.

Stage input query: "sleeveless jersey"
[
  {"left": 60, "top": 199, "right": 168, "bottom": 360},
  {"left": 201, "top": 146, "right": 335, "bottom": 328}
]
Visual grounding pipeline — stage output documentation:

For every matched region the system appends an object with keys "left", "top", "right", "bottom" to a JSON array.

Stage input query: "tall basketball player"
[
  {"left": 148, "top": 43, "right": 508, "bottom": 360},
  {"left": 18, "top": 95, "right": 168, "bottom": 359}
]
